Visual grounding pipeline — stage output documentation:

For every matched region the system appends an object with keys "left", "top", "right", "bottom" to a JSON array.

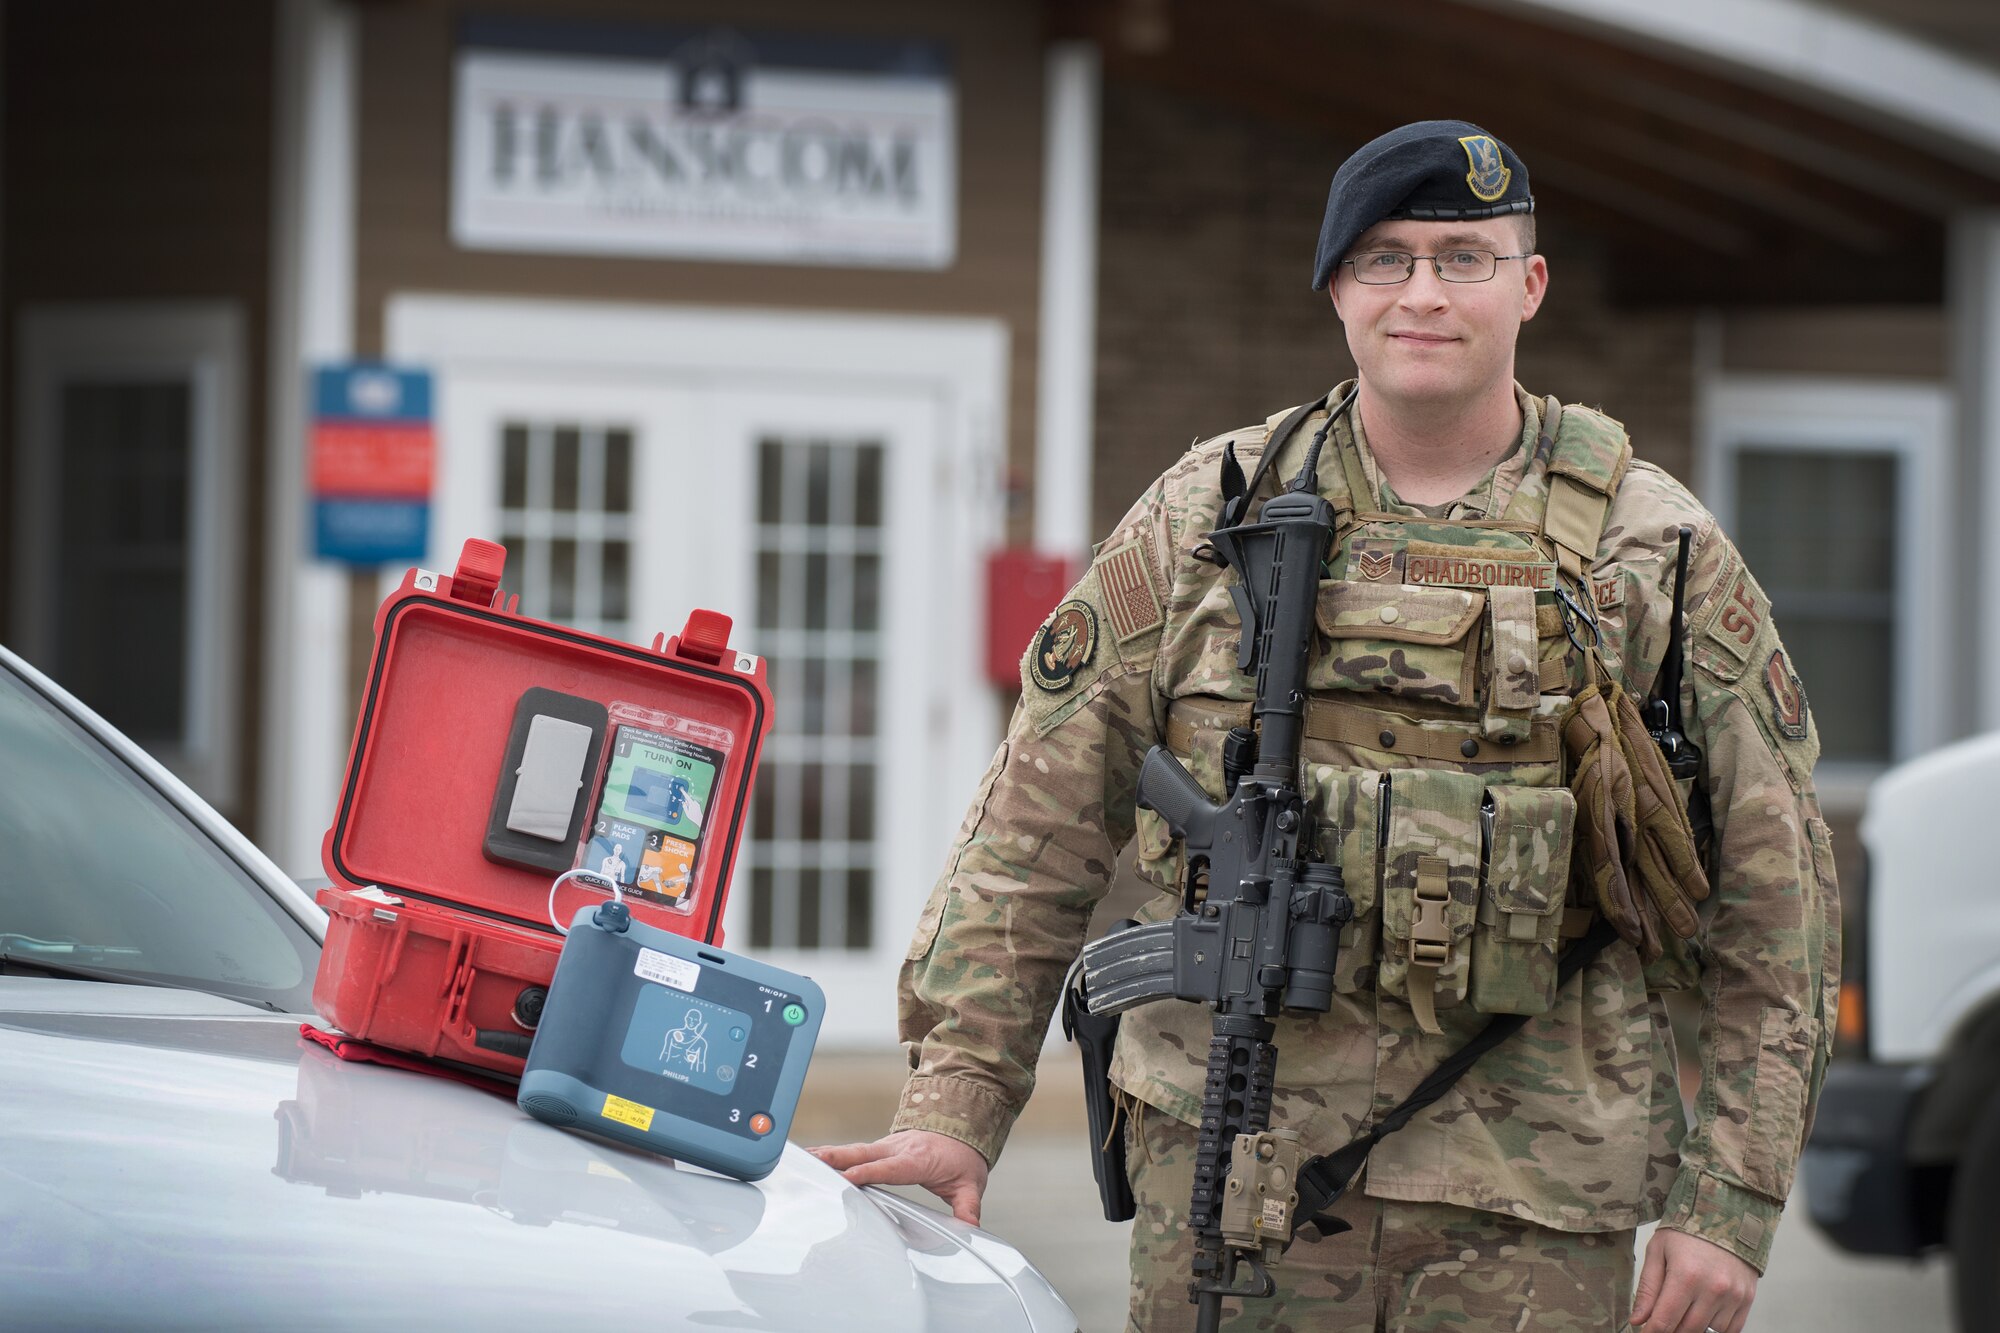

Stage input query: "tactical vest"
[{"left": 1140, "top": 395, "right": 1631, "bottom": 1034}]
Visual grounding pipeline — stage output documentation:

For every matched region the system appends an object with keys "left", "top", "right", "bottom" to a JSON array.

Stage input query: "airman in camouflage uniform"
[{"left": 817, "top": 121, "right": 1836, "bottom": 1333}]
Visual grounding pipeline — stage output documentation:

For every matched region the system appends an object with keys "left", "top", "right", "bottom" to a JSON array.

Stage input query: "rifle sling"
[
  {"left": 1237, "top": 396, "right": 1330, "bottom": 512},
  {"left": 1292, "top": 918, "right": 1621, "bottom": 1237}
]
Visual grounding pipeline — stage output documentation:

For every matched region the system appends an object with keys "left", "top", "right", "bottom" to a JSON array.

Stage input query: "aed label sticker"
[
  {"left": 602, "top": 1094, "right": 656, "bottom": 1131},
  {"left": 636, "top": 947, "right": 699, "bottom": 992}
]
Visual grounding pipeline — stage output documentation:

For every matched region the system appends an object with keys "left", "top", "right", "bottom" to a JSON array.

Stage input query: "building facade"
[{"left": 6, "top": 0, "right": 2000, "bottom": 1042}]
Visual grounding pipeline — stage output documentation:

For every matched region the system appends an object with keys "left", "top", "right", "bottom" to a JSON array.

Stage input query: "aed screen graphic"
[
  {"left": 585, "top": 726, "right": 723, "bottom": 907},
  {"left": 620, "top": 987, "right": 752, "bottom": 1098}
]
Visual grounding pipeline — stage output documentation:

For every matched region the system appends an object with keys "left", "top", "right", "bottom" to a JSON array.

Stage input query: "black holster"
[{"left": 1061, "top": 968, "right": 1135, "bottom": 1222}]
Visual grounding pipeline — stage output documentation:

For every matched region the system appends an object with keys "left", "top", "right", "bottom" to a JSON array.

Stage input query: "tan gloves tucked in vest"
[{"left": 1562, "top": 676, "right": 1710, "bottom": 962}]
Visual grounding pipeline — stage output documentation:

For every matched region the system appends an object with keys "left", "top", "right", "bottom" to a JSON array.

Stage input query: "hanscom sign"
[{"left": 451, "top": 21, "right": 956, "bottom": 269}]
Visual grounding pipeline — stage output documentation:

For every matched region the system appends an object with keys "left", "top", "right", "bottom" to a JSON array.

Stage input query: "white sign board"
[{"left": 451, "top": 25, "right": 956, "bottom": 269}]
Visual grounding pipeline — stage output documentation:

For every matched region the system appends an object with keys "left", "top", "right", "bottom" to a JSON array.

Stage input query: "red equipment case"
[{"left": 312, "top": 538, "right": 772, "bottom": 1078}]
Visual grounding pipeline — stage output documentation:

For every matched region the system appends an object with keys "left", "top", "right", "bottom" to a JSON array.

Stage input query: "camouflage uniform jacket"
[{"left": 893, "top": 385, "right": 1839, "bottom": 1273}]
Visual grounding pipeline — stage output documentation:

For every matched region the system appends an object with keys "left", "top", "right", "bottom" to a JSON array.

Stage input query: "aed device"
[
  {"left": 520, "top": 894, "right": 824, "bottom": 1182},
  {"left": 313, "top": 539, "right": 772, "bottom": 1079}
]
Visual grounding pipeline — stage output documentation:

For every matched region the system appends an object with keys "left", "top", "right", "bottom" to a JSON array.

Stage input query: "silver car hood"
[{"left": 0, "top": 980, "right": 1073, "bottom": 1332}]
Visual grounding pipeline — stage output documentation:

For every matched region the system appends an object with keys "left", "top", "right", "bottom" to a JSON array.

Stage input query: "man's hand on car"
[{"left": 810, "top": 1130, "right": 989, "bottom": 1226}]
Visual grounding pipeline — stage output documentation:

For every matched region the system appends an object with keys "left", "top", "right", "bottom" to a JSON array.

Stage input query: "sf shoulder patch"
[
  {"left": 1765, "top": 647, "right": 1810, "bottom": 741},
  {"left": 1029, "top": 600, "right": 1098, "bottom": 692},
  {"left": 1096, "top": 539, "right": 1164, "bottom": 643},
  {"left": 1695, "top": 554, "right": 1769, "bottom": 676}
]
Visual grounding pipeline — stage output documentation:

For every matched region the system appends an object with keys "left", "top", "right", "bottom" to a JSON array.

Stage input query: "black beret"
[{"left": 1310, "top": 120, "right": 1534, "bottom": 291}]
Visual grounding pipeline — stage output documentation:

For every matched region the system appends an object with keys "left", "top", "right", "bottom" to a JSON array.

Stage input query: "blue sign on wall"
[
  {"left": 309, "top": 363, "right": 436, "bottom": 565},
  {"left": 312, "top": 499, "right": 432, "bottom": 567}
]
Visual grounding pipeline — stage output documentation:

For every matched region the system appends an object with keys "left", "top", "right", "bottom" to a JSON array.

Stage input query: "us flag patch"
[{"left": 1098, "top": 540, "right": 1163, "bottom": 643}]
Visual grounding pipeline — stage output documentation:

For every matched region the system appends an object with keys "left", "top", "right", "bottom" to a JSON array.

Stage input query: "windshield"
[{"left": 0, "top": 659, "right": 319, "bottom": 1012}]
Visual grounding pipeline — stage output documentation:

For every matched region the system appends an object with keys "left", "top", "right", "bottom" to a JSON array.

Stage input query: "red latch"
[
  {"left": 667, "top": 608, "right": 732, "bottom": 665},
  {"left": 450, "top": 539, "right": 506, "bottom": 608}
]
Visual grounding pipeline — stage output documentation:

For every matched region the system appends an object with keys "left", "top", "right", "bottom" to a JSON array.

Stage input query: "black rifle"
[{"left": 1079, "top": 415, "right": 1352, "bottom": 1332}]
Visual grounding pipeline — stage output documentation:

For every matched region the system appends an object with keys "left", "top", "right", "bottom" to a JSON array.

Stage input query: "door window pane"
[
  {"left": 748, "top": 438, "right": 886, "bottom": 951},
  {"left": 494, "top": 419, "right": 637, "bottom": 641},
  {"left": 551, "top": 426, "right": 581, "bottom": 512},
  {"left": 502, "top": 424, "right": 529, "bottom": 509},
  {"left": 602, "top": 540, "right": 630, "bottom": 621},
  {"left": 604, "top": 430, "right": 633, "bottom": 514},
  {"left": 1734, "top": 449, "right": 1897, "bottom": 765}
]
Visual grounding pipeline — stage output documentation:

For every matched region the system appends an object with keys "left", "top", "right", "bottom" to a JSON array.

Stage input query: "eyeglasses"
[{"left": 1341, "top": 250, "right": 1534, "bottom": 285}]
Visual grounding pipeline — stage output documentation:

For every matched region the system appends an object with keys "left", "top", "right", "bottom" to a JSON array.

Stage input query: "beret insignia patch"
[
  {"left": 1030, "top": 600, "right": 1098, "bottom": 692},
  {"left": 1764, "top": 647, "right": 1809, "bottom": 741},
  {"left": 1459, "top": 135, "right": 1511, "bottom": 204}
]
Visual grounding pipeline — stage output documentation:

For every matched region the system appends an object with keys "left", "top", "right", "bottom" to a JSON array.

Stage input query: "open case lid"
[{"left": 321, "top": 540, "right": 772, "bottom": 943}]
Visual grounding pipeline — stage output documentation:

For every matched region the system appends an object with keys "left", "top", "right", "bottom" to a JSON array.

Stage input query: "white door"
[
  {"left": 710, "top": 385, "right": 949, "bottom": 1044},
  {"left": 397, "top": 297, "right": 1006, "bottom": 1047}
]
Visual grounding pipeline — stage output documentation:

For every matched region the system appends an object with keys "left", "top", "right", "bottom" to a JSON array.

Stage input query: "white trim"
[
  {"left": 1484, "top": 0, "right": 2000, "bottom": 163},
  {"left": 1949, "top": 214, "right": 2000, "bottom": 735},
  {"left": 11, "top": 302, "right": 247, "bottom": 809},
  {"left": 262, "top": 0, "right": 356, "bottom": 878},
  {"left": 1034, "top": 42, "right": 1101, "bottom": 558},
  {"left": 1699, "top": 374, "right": 1952, "bottom": 800},
  {"left": 388, "top": 294, "right": 1010, "bottom": 397},
  {"left": 387, "top": 294, "right": 1009, "bottom": 1048}
]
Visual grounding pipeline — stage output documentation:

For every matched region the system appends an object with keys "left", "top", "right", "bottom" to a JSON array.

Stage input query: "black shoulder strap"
[
  {"left": 1292, "top": 918, "right": 1620, "bottom": 1237},
  {"left": 1224, "top": 397, "right": 1325, "bottom": 525}
]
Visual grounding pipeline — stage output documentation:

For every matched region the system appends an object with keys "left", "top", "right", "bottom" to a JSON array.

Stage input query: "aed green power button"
[{"left": 782, "top": 1003, "right": 807, "bottom": 1025}]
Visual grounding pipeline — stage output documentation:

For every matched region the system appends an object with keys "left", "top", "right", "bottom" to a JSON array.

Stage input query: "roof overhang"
[
  {"left": 1055, "top": 0, "right": 2000, "bottom": 305},
  {"left": 1479, "top": 0, "right": 2000, "bottom": 173}
]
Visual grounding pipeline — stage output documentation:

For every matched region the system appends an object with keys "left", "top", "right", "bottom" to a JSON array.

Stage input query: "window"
[
  {"left": 747, "top": 437, "right": 886, "bottom": 951},
  {"left": 55, "top": 382, "right": 195, "bottom": 744},
  {"left": 494, "top": 419, "right": 635, "bottom": 640},
  {"left": 12, "top": 306, "right": 245, "bottom": 811},
  {"left": 1703, "top": 378, "right": 1947, "bottom": 792},
  {"left": 1733, "top": 450, "right": 1897, "bottom": 765}
]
